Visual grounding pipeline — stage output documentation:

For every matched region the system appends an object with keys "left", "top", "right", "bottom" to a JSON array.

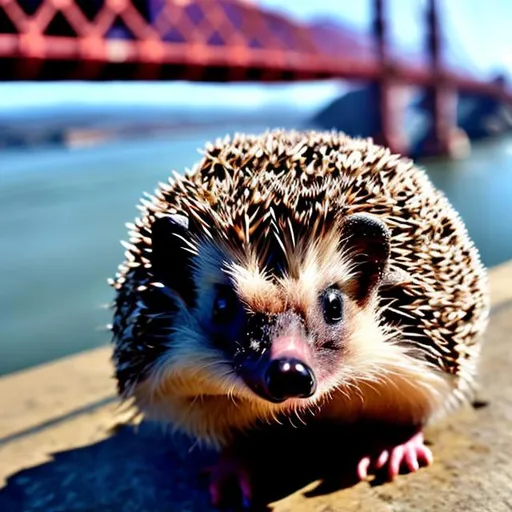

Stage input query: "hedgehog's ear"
[
  {"left": 150, "top": 214, "right": 196, "bottom": 307},
  {"left": 340, "top": 213, "right": 390, "bottom": 304}
]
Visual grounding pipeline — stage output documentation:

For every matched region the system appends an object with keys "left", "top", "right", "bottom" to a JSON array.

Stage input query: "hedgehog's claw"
[
  {"left": 357, "top": 431, "right": 433, "bottom": 482},
  {"left": 205, "top": 451, "right": 253, "bottom": 509}
]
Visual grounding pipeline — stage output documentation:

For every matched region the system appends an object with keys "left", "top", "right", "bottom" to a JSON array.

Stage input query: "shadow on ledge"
[{"left": 0, "top": 420, "right": 425, "bottom": 512}]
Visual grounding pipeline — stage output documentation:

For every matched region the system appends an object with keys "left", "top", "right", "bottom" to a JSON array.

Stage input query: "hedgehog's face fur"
[
  {"left": 183, "top": 215, "right": 383, "bottom": 400},
  {"left": 130, "top": 209, "right": 450, "bottom": 446}
]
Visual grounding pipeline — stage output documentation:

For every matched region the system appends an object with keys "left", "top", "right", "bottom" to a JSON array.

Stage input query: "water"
[
  {"left": 422, "top": 136, "right": 512, "bottom": 265},
  {"left": 1, "top": 127, "right": 512, "bottom": 376}
]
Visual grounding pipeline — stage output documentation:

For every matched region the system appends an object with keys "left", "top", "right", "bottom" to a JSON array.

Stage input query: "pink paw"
[
  {"left": 204, "top": 452, "right": 253, "bottom": 509},
  {"left": 356, "top": 431, "right": 433, "bottom": 482}
]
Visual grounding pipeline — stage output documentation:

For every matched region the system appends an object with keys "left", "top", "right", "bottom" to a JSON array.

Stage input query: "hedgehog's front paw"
[
  {"left": 356, "top": 431, "right": 433, "bottom": 482},
  {"left": 204, "top": 449, "right": 253, "bottom": 509}
]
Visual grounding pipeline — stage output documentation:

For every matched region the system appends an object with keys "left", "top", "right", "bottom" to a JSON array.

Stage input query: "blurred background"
[{"left": 1, "top": 0, "right": 511, "bottom": 377}]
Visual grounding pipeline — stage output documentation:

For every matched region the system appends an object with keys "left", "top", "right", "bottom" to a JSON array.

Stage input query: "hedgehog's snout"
[
  {"left": 240, "top": 333, "right": 317, "bottom": 403},
  {"left": 264, "top": 357, "right": 316, "bottom": 402}
]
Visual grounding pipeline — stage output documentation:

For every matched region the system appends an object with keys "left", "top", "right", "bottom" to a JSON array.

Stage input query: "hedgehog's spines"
[{"left": 110, "top": 129, "right": 489, "bottom": 435}]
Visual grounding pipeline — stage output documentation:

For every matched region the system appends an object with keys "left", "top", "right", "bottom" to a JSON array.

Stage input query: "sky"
[{"left": 0, "top": 0, "right": 510, "bottom": 111}]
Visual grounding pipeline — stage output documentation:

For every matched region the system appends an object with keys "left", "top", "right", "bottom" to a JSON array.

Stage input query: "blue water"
[{"left": 1, "top": 127, "right": 511, "bottom": 376}]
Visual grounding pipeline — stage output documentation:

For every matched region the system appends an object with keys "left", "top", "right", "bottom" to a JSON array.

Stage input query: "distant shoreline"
[
  {"left": 0, "top": 112, "right": 308, "bottom": 150},
  {"left": 63, "top": 118, "right": 264, "bottom": 148}
]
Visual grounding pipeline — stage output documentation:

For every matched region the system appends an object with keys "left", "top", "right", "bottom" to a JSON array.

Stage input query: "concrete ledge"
[
  {"left": 0, "top": 346, "right": 115, "bottom": 440},
  {"left": 1, "top": 262, "right": 512, "bottom": 511}
]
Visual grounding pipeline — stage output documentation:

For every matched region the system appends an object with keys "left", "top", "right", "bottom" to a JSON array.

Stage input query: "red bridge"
[{"left": 1, "top": 0, "right": 510, "bottom": 156}]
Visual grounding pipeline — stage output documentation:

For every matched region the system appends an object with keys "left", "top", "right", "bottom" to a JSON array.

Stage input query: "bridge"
[{"left": 0, "top": 0, "right": 510, "bottom": 156}]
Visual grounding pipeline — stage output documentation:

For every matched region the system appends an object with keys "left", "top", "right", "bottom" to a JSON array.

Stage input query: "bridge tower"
[
  {"left": 423, "top": 0, "right": 460, "bottom": 157},
  {"left": 372, "top": 0, "right": 407, "bottom": 155}
]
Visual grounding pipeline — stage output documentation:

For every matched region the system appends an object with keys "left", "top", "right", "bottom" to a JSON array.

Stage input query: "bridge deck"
[
  {"left": 0, "top": 260, "right": 511, "bottom": 511},
  {"left": 0, "top": 0, "right": 511, "bottom": 105}
]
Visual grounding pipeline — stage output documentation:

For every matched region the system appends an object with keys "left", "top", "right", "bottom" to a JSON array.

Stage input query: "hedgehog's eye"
[
  {"left": 212, "top": 286, "right": 238, "bottom": 325},
  {"left": 321, "top": 288, "right": 344, "bottom": 324}
]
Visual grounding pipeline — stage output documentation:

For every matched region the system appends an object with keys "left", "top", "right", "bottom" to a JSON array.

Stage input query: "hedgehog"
[{"left": 110, "top": 129, "right": 489, "bottom": 507}]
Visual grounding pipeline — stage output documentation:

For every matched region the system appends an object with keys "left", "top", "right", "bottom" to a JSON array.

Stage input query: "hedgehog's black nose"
[{"left": 264, "top": 358, "right": 316, "bottom": 402}]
